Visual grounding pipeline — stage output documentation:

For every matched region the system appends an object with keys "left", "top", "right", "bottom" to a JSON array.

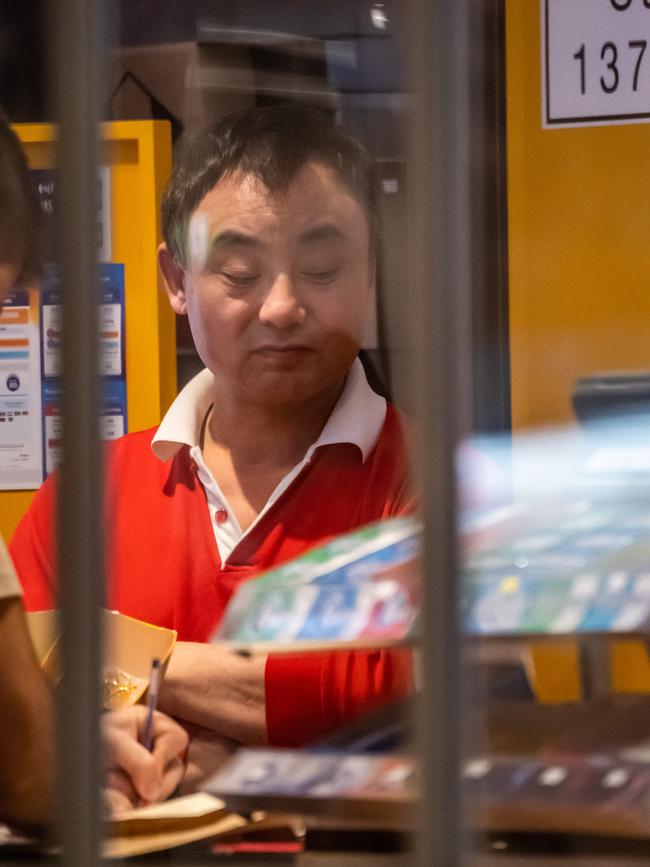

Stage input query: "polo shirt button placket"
[{"left": 215, "top": 508, "right": 228, "bottom": 525}]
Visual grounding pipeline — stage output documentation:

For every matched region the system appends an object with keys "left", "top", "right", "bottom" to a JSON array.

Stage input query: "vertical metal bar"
[
  {"left": 470, "top": 0, "right": 511, "bottom": 436},
  {"left": 407, "top": 1, "right": 473, "bottom": 866},
  {"left": 53, "top": 0, "right": 105, "bottom": 863}
]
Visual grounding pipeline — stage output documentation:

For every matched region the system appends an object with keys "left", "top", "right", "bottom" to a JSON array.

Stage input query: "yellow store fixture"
[
  {"left": 526, "top": 641, "right": 583, "bottom": 704},
  {"left": 0, "top": 120, "right": 175, "bottom": 540}
]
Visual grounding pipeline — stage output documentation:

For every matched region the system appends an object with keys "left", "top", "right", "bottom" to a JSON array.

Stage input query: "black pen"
[{"left": 141, "top": 657, "right": 161, "bottom": 752}]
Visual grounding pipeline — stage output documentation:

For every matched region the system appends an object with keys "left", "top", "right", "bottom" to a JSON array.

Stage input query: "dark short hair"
[
  {"left": 0, "top": 115, "right": 40, "bottom": 285},
  {"left": 162, "top": 104, "right": 381, "bottom": 267}
]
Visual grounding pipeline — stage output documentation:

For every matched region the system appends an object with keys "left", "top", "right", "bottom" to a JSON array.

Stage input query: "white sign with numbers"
[{"left": 543, "top": 0, "right": 650, "bottom": 127}]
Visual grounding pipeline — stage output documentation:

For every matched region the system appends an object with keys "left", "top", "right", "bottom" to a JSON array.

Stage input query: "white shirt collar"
[{"left": 151, "top": 357, "right": 387, "bottom": 464}]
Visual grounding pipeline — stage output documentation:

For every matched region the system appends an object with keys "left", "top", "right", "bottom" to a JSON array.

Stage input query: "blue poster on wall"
[{"left": 39, "top": 263, "right": 127, "bottom": 479}]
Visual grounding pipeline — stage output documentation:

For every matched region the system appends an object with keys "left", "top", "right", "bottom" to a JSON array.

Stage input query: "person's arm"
[
  {"left": 265, "top": 645, "right": 414, "bottom": 746},
  {"left": 158, "top": 642, "right": 268, "bottom": 745},
  {"left": 158, "top": 640, "right": 413, "bottom": 749},
  {"left": 0, "top": 596, "right": 55, "bottom": 830}
]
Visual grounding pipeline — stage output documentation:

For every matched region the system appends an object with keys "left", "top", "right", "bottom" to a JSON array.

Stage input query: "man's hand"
[
  {"left": 180, "top": 726, "right": 240, "bottom": 794},
  {"left": 102, "top": 706, "right": 188, "bottom": 814},
  {"left": 158, "top": 642, "right": 268, "bottom": 746}
]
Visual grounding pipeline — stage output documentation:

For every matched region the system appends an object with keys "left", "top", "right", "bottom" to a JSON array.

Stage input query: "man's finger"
[
  {"left": 103, "top": 786, "right": 136, "bottom": 815},
  {"left": 104, "top": 729, "right": 161, "bottom": 803},
  {"left": 103, "top": 767, "right": 140, "bottom": 814},
  {"left": 150, "top": 713, "right": 189, "bottom": 769},
  {"left": 103, "top": 767, "right": 137, "bottom": 800},
  {"left": 159, "top": 756, "right": 184, "bottom": 801}
]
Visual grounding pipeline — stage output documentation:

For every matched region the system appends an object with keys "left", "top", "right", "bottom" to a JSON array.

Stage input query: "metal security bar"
[
  {"left": 53, "top": 0, "right": 105, "bottom": 863},
  {"left": 408, "top": 1, "right": 473, "bottom": 865}
]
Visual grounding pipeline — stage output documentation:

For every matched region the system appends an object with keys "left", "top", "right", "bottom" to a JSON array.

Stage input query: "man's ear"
[{"left": 158, "top": 243, "right": 187, "bottom": 315}]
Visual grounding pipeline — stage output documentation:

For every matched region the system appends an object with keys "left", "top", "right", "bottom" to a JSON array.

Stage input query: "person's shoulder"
[
  {"left": 103, "top": 425, "right": 186, "bottom": 499},
  {"left": 104, "top": 426, "right": 165, "bottom": 475},
  {"left": 383, "top": 402, "right": 414, "bottom": 444},
  {"left": 365, "top": 403, "right": 412, "bottom": 472},
  {"left": 107, "top": 426, "right": 158, "bottom": 456}
]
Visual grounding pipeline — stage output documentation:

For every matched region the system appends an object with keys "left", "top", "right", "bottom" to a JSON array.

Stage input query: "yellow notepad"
[{"left": 104, "top": 792, "right": 247, "bottom": 858}]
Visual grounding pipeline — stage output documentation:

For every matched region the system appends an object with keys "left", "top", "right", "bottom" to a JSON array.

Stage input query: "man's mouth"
[
  {"left": 255, "top": 344, "right": 313, "bottom": 353},
  {"left": 253, "top": 344, "right": 314, "bottom": 364}
]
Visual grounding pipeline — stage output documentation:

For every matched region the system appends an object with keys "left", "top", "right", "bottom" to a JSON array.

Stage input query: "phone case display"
[
  {"left": 465, "top": 749, "right": 650, "bottom": 839},
  {"left": 207, "top": 745, "right": 650, "bottom": 839},
  {"left": 463, "top": 500, "right": 650, "bottom": 637},
  {"left": 214, "top": 495, "right": 650, "bottom": 648},
  {"left": 205, "top": 748, "right": 415, "bottom": 829},
  {"left": 0, "top": 288, "right": 44, "bottom": 490},
  {"left": 214, "top": 517, "right": 421, "bottom": 651},
  {"left": 39, "top": 264, "right": 127, "bottom": 476},
  {"left": 205, "top": 732, "right": 650, "bottom": 842}
]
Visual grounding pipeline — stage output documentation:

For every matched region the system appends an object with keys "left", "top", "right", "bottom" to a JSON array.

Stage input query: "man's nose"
[{"left": 259, "top": 273, "right": 306, "bottom": 328}]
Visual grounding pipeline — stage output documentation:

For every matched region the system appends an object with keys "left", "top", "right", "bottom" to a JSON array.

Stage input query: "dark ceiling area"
[
  {"left": 0, "top": 1, "right": 407, "bottom": 157},
  {"left": 113, "top": 0, "right": 409, "bottom": 160},
  {"left": 0, "top": 0, "right": 47, "bottom": 121},
  {"left": 118, "top": 0, "right": 404, "bottom": 47},
  {"left": 117, "top": 0, "right": 408, "bottom": 96}
]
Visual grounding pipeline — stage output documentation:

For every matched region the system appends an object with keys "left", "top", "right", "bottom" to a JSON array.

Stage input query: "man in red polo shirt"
[{"left": 11, "top": 104, "right": 415, "bottom": 776}]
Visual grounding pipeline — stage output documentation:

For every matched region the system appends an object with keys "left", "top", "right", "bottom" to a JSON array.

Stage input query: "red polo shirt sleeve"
[
  {"left": 9, "top": 474, "right": 58, "bottom": 611},
  {"left": 264, "top": 646, "right": 413, "bottom": 747}
]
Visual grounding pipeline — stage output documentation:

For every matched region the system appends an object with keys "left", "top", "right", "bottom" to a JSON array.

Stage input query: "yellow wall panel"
[{"left": 506, "top": 0, "right": 650, "bottom": 429}]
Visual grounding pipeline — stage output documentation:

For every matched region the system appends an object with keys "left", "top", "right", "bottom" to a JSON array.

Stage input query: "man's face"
[{"left": 175, "top": 161, "right": 375, "bottom": 407}]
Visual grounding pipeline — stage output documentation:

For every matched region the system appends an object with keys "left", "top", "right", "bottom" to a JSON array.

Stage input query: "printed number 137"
[{"left": 573, "top": 40, "right": 647, "bottom": 94}]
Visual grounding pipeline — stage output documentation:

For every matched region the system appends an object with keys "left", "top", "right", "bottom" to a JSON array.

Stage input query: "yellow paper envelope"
[{"left": 25, "top": 609, "right": 176, "bottom": 710}]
